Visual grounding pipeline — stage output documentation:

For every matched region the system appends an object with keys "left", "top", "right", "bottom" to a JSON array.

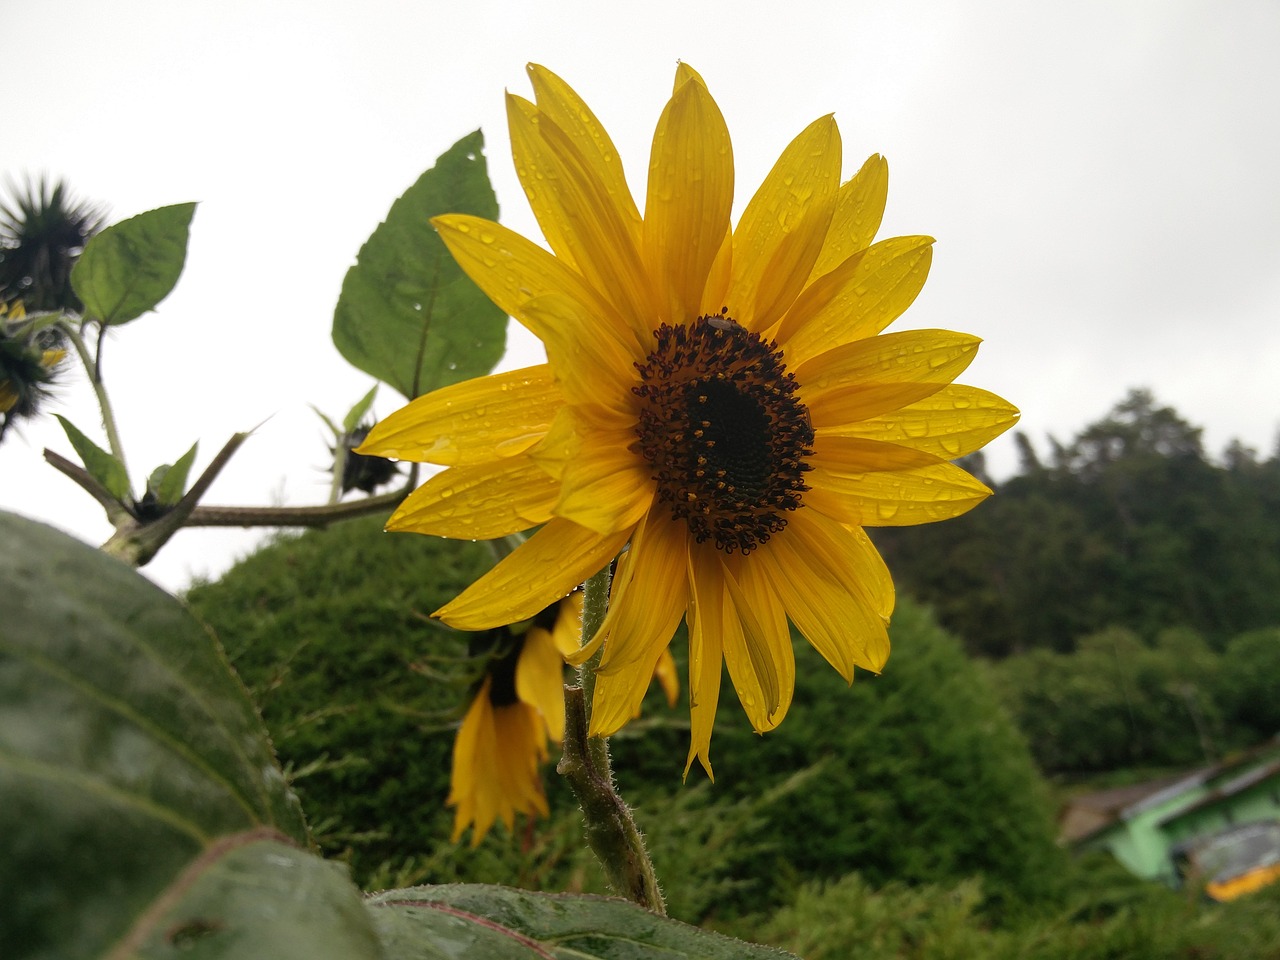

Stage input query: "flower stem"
[
  {"left": 60, "top": 319, "right": 131, "bottom": 488},
  {"left": 557, "top": 564, "right": 666, "bottom": 915}
]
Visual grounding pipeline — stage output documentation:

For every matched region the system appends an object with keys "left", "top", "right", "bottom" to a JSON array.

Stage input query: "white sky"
[{"left": 4, "top": 0, "right": 1278, "bottom": 592}]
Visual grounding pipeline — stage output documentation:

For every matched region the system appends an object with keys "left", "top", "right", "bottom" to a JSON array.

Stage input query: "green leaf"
[
  {"left": 71, "top": 202, "right": 196, "bottom": 325},
  {"left": 366, "top": 885, "right": 801, "bottom": 959},
  {"left": 343, "top": 384, "right": 379, "bottom": 434},
  {"left": 0, "top": 511, "right": 315, "bottom": 959},
  {"left": 122, "top": 837, "right": 381, "bottom": 960},
  {"left": 55, "top": 414, "right": 131, "bottom": 501},
  {"left": 333, "top": 131, "right": 507, "bottom": 399},
  {"left": 147, "top": 441, "right": 199, "bottom": 506},
  {"left": 310, "top": 404, "right": 341, "bottom": 438}
]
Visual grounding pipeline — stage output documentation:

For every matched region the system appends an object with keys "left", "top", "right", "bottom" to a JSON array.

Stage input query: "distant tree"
[{"left": 874, "top": 389, "right": 1280, "bottom": 654}]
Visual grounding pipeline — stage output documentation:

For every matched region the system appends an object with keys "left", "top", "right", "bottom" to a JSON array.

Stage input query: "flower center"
[{"left": 632, "top": 311, "right": 814, "bottom": 554}]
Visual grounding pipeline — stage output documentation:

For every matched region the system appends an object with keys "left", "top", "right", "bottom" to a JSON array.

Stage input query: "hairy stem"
[{"left": 556, "top": 564, "right": 665, "bottom": 914}]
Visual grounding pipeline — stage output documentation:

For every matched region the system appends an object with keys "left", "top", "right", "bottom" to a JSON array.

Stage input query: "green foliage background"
[
  {"left": 185, "top": 516, "right": 1060, "bottom": 919},
  {"left": 179, "top": 386, "right": 1280, "bottom": 958}
]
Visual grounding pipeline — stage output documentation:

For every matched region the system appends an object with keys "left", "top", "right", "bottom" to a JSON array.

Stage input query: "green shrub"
[
  {"left": 184, "top": 517, "right": 494, "bottom": 884},
  {"left": 751, "top": 862, "right": 1280, "bottom": 960},
  {"left": 187, "top": 518, "right": 1063, "bottom": 919},
  {"left": 1216, "top": 627, "right": 1280, "bottom": 740},
  {"left": 990, "top": 625, "right": 1230, "bottom": 774}
]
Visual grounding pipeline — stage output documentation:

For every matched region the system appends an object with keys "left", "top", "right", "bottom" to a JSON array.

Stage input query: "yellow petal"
[
  {"left": 809, "top": 153, "right": 889, "bottom": 281},
  {"left": 491, "top": 701, "right": 550, "bottom": 831},
  {"left": 550, "top": 591, "right": 585, "bottom": 657},
  {"left": 526, "top": 63, "right": 643, "bottom": 243},
  {"left": 435, "top": 518, "right": 629, "bottom": 630},
  {"left": 555, "top": 427, "right": 655, "bottom": 535},
  {"left": 524, "top": 293, "right": 642, "bottom": 409},
  {"left": 830, "top": 385, "right": 1021, "bottom": 459},
  {"left": 794, "top": 329, "right": 981, "bottom": 395},
  {"left": 507, "top": 92, "right": 656, "bottom": 347},
  {"left": 721, "top": 555, "right": 794, "bottom": 734},
  {"left": 507, "top": 93, "right": 579, "bottom": 274},
  {"left": 432, "top": 214, "right": 635, "bottom": 350},
  {"left": 450, "top": 679, "right": 547, "bottom": 845},
  {"left": 673, "top": 61, "right": 709, "bottom": 91},
  {"left": 653, "top": 649, "right": 680, "bottom": 709},
  {"left": 516, "top": 627, "right": 568, "bottom": 742},
  {"left": 728, "top": 115, "right": 841, "bottom": 331},
  {"left": 804, "top": 456, "right": 993, "bottom": 527},
  {"left": 779, "top": 236, "right": 934, "bottom": 366},
  {"left": 684, "top": 547, "right": 725, "bottom": 780},
  {"left": 448, "top": 681, "right": 487, "bottom": 842},
  {"left": 387, "top": 458, "right": 557, "bottom": 539},
  {"left": 528, "top": 405, "right": 580, "bottom": 481},
  {"left": 701, "top": 225, "right": 733, "bottom": 311},
  {"left": 590, "top": 513, "right": 690, "bottom": 736},
  {"left": 810, "top": 434, "right": 947, "bottom": 472},
  {"left": 808, "top": 381, "right": 950, "bottom": 430},
  {"left": 644, "top": 73, "right": 733, "bottom": 324},
  {"left": 758, "top": 510, "right": 892, "bottom": 678},
  {"left": 358, "top": 366, "right": 561, "bottom": 466}
]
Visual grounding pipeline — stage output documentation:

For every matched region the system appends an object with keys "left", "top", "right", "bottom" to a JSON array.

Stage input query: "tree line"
[{"left": 873, "top": 388, "right": 1280, "bottom": 659}]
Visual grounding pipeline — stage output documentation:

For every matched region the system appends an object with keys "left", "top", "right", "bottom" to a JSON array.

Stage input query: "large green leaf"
[
  {"left": 366, "top": 885, "right": 801, "bottom": 959},
  {"left": 333, "top": 130, "right": 507, "bottom": 399},
  {"left": 0, "top": 512, "right": 314, "bottom": 959},
  {"left": 70, "top": 203, "right": 196, "bottom": 325}
]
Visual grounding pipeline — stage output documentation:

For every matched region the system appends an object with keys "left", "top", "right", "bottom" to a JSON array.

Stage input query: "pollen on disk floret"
[{"left": 630, "top": 310, "right": 815, "bottom": 554}]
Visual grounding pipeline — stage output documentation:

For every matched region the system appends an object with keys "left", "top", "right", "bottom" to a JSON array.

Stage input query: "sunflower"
[
  {"left": 362, "top": 63, "right": 1018, "bottom": 777},
  {"left": 1, "top": 300, "right": 65, "bottom": 439},
  {"left": 450, "top": 592, "right": 678, "bottom": 844}
]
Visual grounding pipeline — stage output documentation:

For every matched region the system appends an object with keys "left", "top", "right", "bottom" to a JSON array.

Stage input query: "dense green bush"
[
  {"left": 184, "top": 517, "right": 495, "bottom": 883},
  {"left": 1215, "top": 627, "right": 1280, "bottom": 740},
  {"left": 186, "top": 515, "right": 1063, "bottom": 921},
  {"left": 989, "top": 623, "right": 1278, "bottom": 775},
  {"left": 608, "top": 602, "right": 1065, "bottom": 917},
  {"left": 750, "top": 863, "right": 1280, "bottom": 960}
]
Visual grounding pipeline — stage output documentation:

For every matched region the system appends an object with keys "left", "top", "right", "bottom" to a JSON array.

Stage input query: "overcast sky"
[{"left": 4, "top": 0, "right": 1278, "bottom": 592}]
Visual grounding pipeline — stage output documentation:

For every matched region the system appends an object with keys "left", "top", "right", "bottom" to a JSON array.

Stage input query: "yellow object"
[
  {"left": 448, "top": 593, "right": 678, "bottom": 844},
  {"left": 364, "top": 64, "right": 1017, "bottom": 778}
]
